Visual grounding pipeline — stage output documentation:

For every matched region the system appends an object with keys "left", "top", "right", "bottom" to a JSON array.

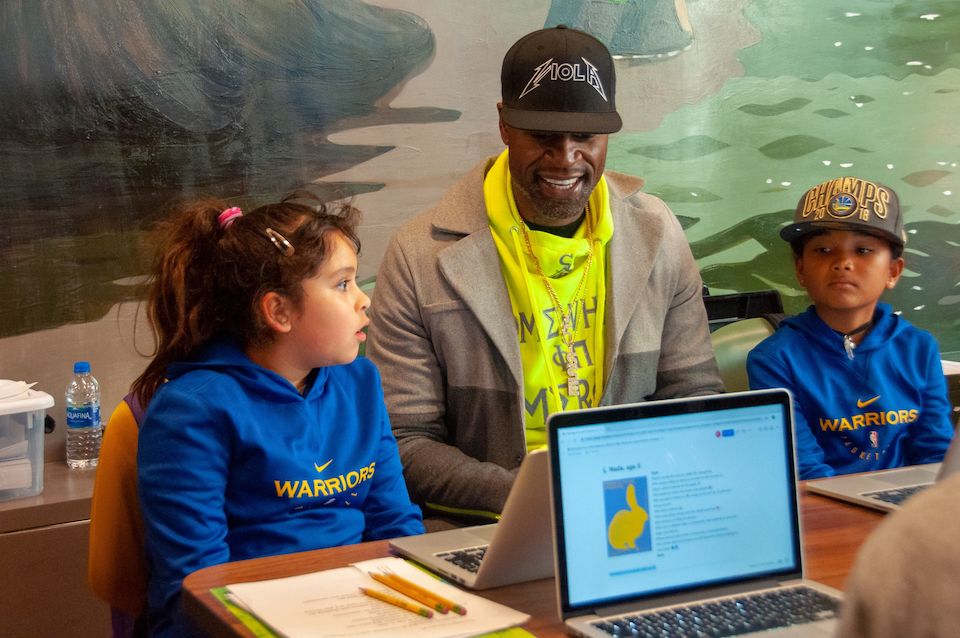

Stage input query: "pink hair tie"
[{"left": 218, "top": 206, "right": 243, "bottom": 229}]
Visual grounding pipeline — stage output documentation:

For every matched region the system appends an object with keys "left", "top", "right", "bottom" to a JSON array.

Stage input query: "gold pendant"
[{"left": 566, "top": 348, "right": 579, "bottom": 396}]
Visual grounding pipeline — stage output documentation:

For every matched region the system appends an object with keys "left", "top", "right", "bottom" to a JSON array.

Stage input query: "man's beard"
[{"left": 515, "top": 176, "right": 593, "bottom": 223}]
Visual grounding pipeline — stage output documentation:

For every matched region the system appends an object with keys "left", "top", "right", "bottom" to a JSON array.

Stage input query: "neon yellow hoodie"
[{"left": 484, "top": 149, "right": 613, "bottom": 448}]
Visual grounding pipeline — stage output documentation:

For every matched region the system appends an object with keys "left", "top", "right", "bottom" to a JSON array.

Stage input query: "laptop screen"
[{"left": 548, "top": 389, "right": 802, "bottom": 614}]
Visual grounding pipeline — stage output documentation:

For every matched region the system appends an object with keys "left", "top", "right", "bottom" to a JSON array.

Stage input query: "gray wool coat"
[{"left": 367, "top": 158, "right": 723, "bottom": 518}]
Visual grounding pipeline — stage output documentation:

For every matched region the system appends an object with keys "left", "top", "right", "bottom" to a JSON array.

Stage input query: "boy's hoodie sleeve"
[
  {"left": 905, "top": 337, "right": 954, "bottom": 465},
  {"left": 747, "top": 347, "right": 836, "bottom": 479}
]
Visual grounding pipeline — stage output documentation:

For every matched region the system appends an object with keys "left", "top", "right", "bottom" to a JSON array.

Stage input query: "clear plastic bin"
[{"left": 0, "top": 389, "right": 53, "bottom": 501}]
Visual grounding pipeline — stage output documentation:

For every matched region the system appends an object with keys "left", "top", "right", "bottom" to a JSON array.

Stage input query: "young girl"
[{"left": 133, "top": 194, "right": 423, "bottom": 637}]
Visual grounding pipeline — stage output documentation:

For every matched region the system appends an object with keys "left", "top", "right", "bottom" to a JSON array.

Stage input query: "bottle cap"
[{"left": 73, "top": 361, "right": 91, "bottom": 374}]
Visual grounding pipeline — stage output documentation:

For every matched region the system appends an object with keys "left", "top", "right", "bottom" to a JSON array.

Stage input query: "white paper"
[
  {"left": 225, "top": 556, "right": 529, "bottom": 638},
  {"left": 942, "top": 360, "right": 960, "bottom": 376},
  {"left": 0, "top": 439, "right": 27, "bottom": 462},
  {"left": 0, "top": 458, "right": 32, "bottom": 489},
  {"left": 0, "top": 380, "right": 36, "bottom": 402}
]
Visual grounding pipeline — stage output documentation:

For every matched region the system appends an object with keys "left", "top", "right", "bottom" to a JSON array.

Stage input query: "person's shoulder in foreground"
[
  {"left": 836, "top": 472, "right": 960, "bottom": 638},
  {"left": 747, "top": 176, "right": 953, "bottom": 479},
  {"left": 367, "top": 25, "right": 721, "bottom": 524}
]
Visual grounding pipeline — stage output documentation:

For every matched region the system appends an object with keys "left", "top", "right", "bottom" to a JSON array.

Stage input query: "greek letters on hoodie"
[
  {"left": 747, "top": 303, "right": 953, "bottom": 479},
  {"left": 137, "top": 341, "right": 423, "bottom": 637}
]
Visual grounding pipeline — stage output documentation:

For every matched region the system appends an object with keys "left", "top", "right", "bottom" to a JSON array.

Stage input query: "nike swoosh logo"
[
  {"left": 314, "top": 459, "right": 333, "bottom": 473},
  {"left": 857, "top": 396, "right": 881, "bottom": 408}
]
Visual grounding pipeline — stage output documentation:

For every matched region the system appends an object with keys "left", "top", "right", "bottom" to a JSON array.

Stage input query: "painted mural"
[
  {"left": 1, "top": 0, "right": 957, "bottom": 364},
  {"left": 601, "top": 0, "right": 960, "bottom": 355},
  {"left": 0, "top": 1, "right": 454, "bottom": 337}
]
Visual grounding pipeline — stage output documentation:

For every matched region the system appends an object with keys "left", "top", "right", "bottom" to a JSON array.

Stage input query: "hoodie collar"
[
  {"left": 165, "top": 340, "right": 330, "bottom": 402},
  {"left": 788, "top": 302, "right": 901, "bottom": 356}
]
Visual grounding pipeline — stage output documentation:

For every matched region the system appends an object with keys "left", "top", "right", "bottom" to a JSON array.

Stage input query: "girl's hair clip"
[
  {"left": 265, "top": 228, "right": 295, "bottom": 257},
  {"left": 218, "top": 206, "right": 243, "bottom": 229}
]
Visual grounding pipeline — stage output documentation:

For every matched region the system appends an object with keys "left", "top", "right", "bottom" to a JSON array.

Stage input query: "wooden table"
[{"left": 183, "top": 487, "right": 883, "bottom": 637}]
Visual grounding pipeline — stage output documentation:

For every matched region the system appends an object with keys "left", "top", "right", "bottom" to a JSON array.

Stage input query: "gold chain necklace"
[{"left": 518, "top": 205, "right": 595, "bottom": 396}]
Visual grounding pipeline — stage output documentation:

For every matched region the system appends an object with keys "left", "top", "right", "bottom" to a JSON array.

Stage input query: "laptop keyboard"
[
  {"left": 864, "top": 483, "right": 930, "bottom": 506},
  {"left": 436, "top": 545, "right": 488, "bottom": 574},
  {"left": 592, "top": 586, "right": 839, "bottom": 637}
]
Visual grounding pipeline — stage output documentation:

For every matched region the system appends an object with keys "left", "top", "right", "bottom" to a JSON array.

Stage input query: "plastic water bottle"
[{"left": 65, "top": 361, "right": 102, "bottom": 469}]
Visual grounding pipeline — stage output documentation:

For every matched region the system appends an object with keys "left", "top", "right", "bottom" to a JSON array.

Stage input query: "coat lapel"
[
  {"left": 437, "top": 230, "right": 522, "bottom": 388},
  {"left": 433, "top": 163, "right": 523, "bottom": 388},
  {"left": 603, "top": 177, "right": 662, "bottom": 383}
]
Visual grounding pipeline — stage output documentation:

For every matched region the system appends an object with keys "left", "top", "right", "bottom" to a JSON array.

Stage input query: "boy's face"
[{"left": 794, "top": 230, "right": 904, "bottom": 323}]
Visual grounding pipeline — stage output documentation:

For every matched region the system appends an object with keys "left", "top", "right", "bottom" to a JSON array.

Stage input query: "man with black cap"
[{"left": 367, "top": 26, "right": 722, "bottom": 525}]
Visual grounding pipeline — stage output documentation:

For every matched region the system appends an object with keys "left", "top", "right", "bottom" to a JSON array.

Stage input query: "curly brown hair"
[{"left": 131, "top": 192, "right": 360, "bottom": 405}]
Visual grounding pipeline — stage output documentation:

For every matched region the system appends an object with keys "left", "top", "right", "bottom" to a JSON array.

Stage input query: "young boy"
[{"left": 747, "top": 177, "right": 954, "bottom": 479}]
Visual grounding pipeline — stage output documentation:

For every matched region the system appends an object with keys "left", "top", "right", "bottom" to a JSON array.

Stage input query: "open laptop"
[
  {"left": 805, "top": 432, "right": 960, "bottom": 512},
  {"left": 389, "top": 447, "right": 553, "bottom": 590},
  {"left": 547, "top": 389, "right": 843, "bottom": 638}
]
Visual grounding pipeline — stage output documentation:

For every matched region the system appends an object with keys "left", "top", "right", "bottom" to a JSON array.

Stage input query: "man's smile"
[{"left": 541, "top": 176, "right": 579, "bottom": 189}]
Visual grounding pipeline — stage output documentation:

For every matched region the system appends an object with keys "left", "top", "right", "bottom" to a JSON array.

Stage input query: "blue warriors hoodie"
[
  {"left": 137, "top": 341, "right": 424, "bottom": 637},
  {"left": 747, "top": 303, "right": 953, "bottom": 479}
]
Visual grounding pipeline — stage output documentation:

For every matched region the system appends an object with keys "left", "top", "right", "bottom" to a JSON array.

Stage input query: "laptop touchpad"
[
  {"left": 875, "top": 468, "right": 936, "bottom": 485},
  {"left": 467, "top": 525, "right": 498, "bottom": 543}
]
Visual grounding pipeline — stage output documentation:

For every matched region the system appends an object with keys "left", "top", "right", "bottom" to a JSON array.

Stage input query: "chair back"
[
  {"left": 710, "top": 316, "right": 779, "bottom": 393},
  {"left": 88, "top": 394, "right": 149, "bottom": 638},
  {"left": 703, "top": 288, "right": 783, "bottom": 332}
]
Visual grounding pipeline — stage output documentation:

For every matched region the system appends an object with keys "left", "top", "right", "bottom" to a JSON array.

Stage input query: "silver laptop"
[
  {"left": 547, "top": 389, "right": 843, "bottom": 638},
  {"left": 806, "top": 433, "right": 960, "bottom": 512},
  {"left": 389, "top": 448, "right": 553, "bottom": 589}
]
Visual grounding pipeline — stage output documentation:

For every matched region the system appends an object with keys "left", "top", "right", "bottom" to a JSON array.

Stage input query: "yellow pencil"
[
  {"left": 373, "top": 571, "right": 468, "bottom": 616},
  {"left": 359, "top": 587, "right": 434, "bottom": 618},
  {"left": 369, "top": 572, "right": 449, "bottom": 613}
]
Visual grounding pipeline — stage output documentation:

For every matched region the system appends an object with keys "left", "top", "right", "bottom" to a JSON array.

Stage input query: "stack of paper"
[
  {"left": 0, "top": 380, "right": 37, "bottom": 401},
  {"left": 224, "top": 556, "right": 530, "bottom": 638},
  {"left": 0, "top": 457, "right": 31, "bottom": 490}
]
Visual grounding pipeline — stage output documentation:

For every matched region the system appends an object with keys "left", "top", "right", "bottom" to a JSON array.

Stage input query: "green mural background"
[
  {"left": 602, "top": 0, "right": 959, "bottom": 354},
  {"left": 0, "top": 0, "right": 957, "bottom": 359}
]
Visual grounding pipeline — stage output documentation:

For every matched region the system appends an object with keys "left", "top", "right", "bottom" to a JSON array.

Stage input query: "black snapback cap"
[{"left": 500, "top": 25, "right": 622, "bottom": 134}]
